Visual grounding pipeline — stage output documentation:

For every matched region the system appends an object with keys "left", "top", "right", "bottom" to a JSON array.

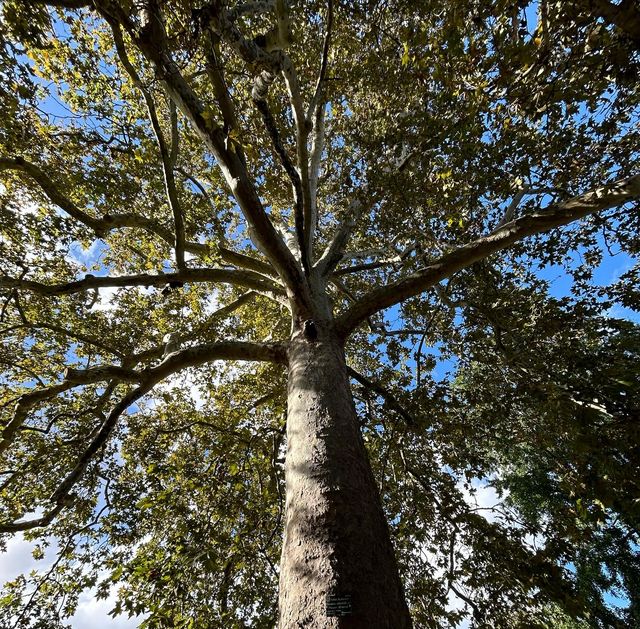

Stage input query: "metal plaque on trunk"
[{"left": 325, "top": 593, "right": 352, "bottom": 617}]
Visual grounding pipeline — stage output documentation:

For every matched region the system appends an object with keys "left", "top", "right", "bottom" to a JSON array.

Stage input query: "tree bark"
[{"left": 279, "top": 311, "right": 412, "bottom": 627}]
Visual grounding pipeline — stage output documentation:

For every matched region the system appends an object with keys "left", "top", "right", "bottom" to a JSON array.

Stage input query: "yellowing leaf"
[
  {"left": 201, "top": 107, "right": 217, "bottom": 129},
  {"left": 401, "top": 42, "right": 410, "bottom": 66}
]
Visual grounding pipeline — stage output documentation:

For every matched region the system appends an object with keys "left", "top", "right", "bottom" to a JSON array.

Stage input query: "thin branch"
[
  {"left": 0, "top": 157, "right": 102, "bottom": 231},
  {"left": 204, "top": 31, "right": 239, "bottom": 133},
  {"left": 496, "top": 185, "right": 564, "bottom": 228},
  {"left": 280, "top": 56, "right": 312, "bottom": 267},
  {"left": 228, "top": 0, "right": 276, "bottom": 19},
  {"left": 127, "top": 290, "right": 259, "bottom": 365},
  {"left": 0, "top": 383, "right": 74, "bottom": 455},
  {"left": 175, "top": 167, "right": 213, "bottom": 208},
  {"left": 167, "top": 98, "right": 187, "bottom": 269},
  {"left": 333, "top": 241, "right": 417, "bottom": 276},
  {"left": 307, "top": 0, "right": 334, "bottom": 123},
  {"left": 347, "top": 366, "right": 416, "bottom": 427},
  {"left": 7, "top": 321, "right": 124, "bottom": 359},
  {"left": 336, "top": 174, "right": 640, "bottom": 337},
  {"left": 252, "top": 95, "right": 308, "bottom": 273},
  {"left": 0, "top": 504, "right": 65, "bottom": 534},
  {"left": 333, "top": 260, "right": 393, "bottom": 276},
  {"left": 0, "top": 156, "right": 208, "bottom": 257},
  {"left": 305, "top": 0, "right": 333, "bottom": 259}
]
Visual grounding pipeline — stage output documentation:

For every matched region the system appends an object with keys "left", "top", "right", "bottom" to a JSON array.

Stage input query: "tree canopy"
[{"left": 0, "top": 0, "right": 639, "bottom": 627}]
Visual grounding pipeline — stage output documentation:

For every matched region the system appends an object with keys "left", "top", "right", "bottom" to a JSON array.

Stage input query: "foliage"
[{"left": 0, "top": 0, "right": 638, "bottom": 627}]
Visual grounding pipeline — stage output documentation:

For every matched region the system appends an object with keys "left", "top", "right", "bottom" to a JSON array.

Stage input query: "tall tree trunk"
[{"left": 278, "top": 313, "right": 412, "bottom": 628}]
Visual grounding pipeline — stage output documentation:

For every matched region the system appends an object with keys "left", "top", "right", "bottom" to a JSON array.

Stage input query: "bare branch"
[
  {"left": 208, "top": 3, "right": 312, "bottom": 272},
  {"left": 305, "top": 0, "right": 333, "bottom": 258},
  {"left": 279, "top": 57, "right": 313, "bottom": 265},
  {"left": 167, "top": 99, "right": 187, "bottom": 269},
  {"left": 204, "top": 31, "right": 239, "bottom": 133},
  {"left": 252, "top": 96, "right": 308, "bottom": 273},
  {"left": 62, "top": 365, "right": 140, "bottom": 384},
  {"left": 218, "top": 246, "right": 277, "bottom": 277},
  {"left": 307, "top": 0, "right": 334, "bottom": 124},
  {"left": 336, "top": 174, "right": 640, "bottom": 337},
  {"left": 333, "top": 241, "right": 417, "bottom": 276}
]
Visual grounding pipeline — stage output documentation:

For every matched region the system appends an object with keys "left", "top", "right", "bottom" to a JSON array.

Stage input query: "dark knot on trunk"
[{"left": 302, "top": 319, "right": 318, "bottom": 342}]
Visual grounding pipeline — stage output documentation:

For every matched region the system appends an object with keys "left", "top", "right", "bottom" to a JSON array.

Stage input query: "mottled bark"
[{"left": 279, "top": 299, "right": 412, "bottom": 628}]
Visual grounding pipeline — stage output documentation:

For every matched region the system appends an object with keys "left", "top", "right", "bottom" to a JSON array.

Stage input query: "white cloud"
[
  {"left": 0, "top": 534, "right": 54, "bottom": 581},
  {"left": 1, "top": 536, "right": 145, "bottom": 628},
  {"left": 90, "top": 286, "right": 119, "bottom": 312},
  {"left": 457, "top": 477, "right": 506, "bottom": 525},
  {"left": 70, "top": 588, "right": 143, "bottom": 629}
]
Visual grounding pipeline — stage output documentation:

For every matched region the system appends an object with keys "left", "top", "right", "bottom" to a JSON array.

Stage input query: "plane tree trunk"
[{"left": 278, "top": 286, "right": 412, "bottom": 628}]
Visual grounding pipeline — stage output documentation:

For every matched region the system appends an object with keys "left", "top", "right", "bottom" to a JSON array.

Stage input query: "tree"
[{"left": 0, "top": 0, "right": 638, "bottom": 627}]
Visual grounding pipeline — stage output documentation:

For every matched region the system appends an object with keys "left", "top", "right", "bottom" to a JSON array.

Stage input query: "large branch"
[
  {"left": 218, "top": 246, "right": 277, "bottom": 277},
  {"left": 336, "top": 174, "right": 640, "bottom": 337},
  {"left": 0, "top": 157, "right": 208, "bottom": 257},
  {"left": 206, "top": 5, "right": 312, "bottom": 274},
  {"left": 111, "top": 23, "right": 187, "bottom": 271},
  {"left": 61, "top": 344, "right": 285, "bottom": 505},
  {"left": 306, "top": 0, "right": 333, "bottom": 259},
  {"left": 204, "top": 31, "right": 239, "bottom": 132},
  {"left": 0, "top": 339, "right": 286, "bottom": 532},
  {"left": 252, "top": 95, "right": 307, "bottom": 273},
  {"left": 314, "top": 195, "right": 368, "bottom": 276},
  {"left": 0, "top": 268, "right": 284, "bottom": 299},
  {"left": 280, "top": 57, "right": 312, "bottom": 267},
  {"left": 97, "top": 2, "right": 307, "bottom": 303}
]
